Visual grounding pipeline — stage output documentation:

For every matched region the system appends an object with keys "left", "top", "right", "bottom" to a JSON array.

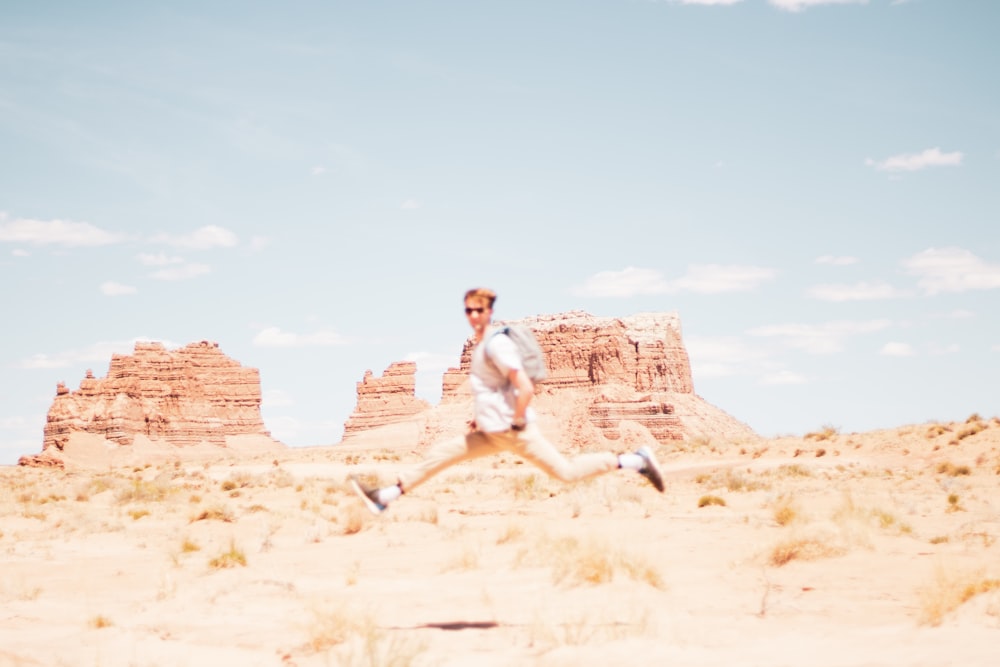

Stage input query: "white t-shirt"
[{"left": 469, "top": 329, "right": 536, "bottom": 433}]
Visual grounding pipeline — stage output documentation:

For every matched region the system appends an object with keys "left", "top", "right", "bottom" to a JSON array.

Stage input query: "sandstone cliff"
[
  {"left": 345, "top": 311, "right": 756, "bottom": 449},
  {"left": 342, "top": 362, "right": 431, "bottom": 438},
  {"left": 19, "top": 341, "right": 284, "bottom": 468}
]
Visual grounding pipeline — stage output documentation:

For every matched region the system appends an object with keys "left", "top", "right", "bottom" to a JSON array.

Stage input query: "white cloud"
[
  {"left": 686, "top": 336, "right": 766, "bottom": 379},
  {"left": 759, "top": 370, "right": 808, "bottom": 386},
  {"left": 807, "top": 281, "right": 909, "bottom": 302},
  {"left": 928, "top": 343, "right": 960, "bottom": 355},
  {"left": 100, "top": 281, "right": 137, "bottom": 296},
  {"left": 902, "top": 247, "right": 1000, "bottom": 295},
  {"left": 865, "top": 147, "right": 963, "bottom": 172},
  {"left": 149, "top": 263, "right": 211, "bottom": 281},
  {"left": 573, "top": 264, "right": 776, "bottom": 298},
  {"left": 137, "top": 252, "right": 185, "bottom": 266},
  {"left": 671, "top": 264, "right": 778, "bottom": 293},
  {"left": 12, "top": 248, "right": 30, "bottom": 257},
  {"left": 311, "top": 165, "right": 327, "bottom": 176},
  {"left": 880, "top": 342, "right": 915, "bottom": 357},
  {"left": 815, "top": 255, "right": 859, "bottom": 266},
  {"left": 936, "top": 309, "right": 975, "bottom": 320},
  {"left": 748, "top": 319, "right": 892, "bottom": 354},
  {"left": 573, "top": 267, "right": 671, "bottom": 297},
  {"left": 252, "top": 327, "right": 347, "bottom": 348},
  {"left": 401, "top": 199, "right": 421, "bottom": 210},
  {"left": 18, "top": 338, "right": 169, "bottom": 371},
  {"left": 0, "top": 215, "right": 124, "bottom": 246},
  {"left": 151, "top": 225, "right": 238, "bottom": 249},
  {"left": 770, "top": 0, "right": 868, "bottom": 11}
]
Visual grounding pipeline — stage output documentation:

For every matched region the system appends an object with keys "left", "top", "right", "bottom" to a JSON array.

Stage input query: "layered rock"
[
  {"left": 342, "top": 361, "right": 431, "bottom": 437},
  {"left": 442, "top": 311, "right": 693, "bottom": 398},
  {"left": 358, "top": 311, "right": 755, "bottom": 447},
  {"left": 19, "top": 341, "right": 282, "bottom": 468}
]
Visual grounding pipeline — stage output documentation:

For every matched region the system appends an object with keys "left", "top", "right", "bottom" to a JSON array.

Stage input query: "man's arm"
[{"left": 508, "top": 367, "right": 534, "bottom": 429}]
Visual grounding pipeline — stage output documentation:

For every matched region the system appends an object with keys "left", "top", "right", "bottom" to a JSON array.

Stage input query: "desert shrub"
[
  {"left": 89, "top": 615, "right": 113, "bottom": 629},
  {"left": 918, "top": 566, "right": 1000, "bottom": 626},
  {"left": 208, "top": 540, "right": 246, "bottom": 569},
  {"left": 955, "top": 421, "right": 986, "bottom": 441},
  {"left": 926, "top": 424, "right": 950, "bottom": 438},
  {"left": 946, "top": 494, "right": 964, "bottom": 513},
  {"left": 805, "top": 425, "right": 839, "bottom": 441},
  {"left": 190, "top": 505, "right": 235, "bottom": 523},
  {"left": 516, "top": 534, "right": 664, "bottom": 589},
  {"left": 116, "top": 478, "right": 171, "bottom": 504},
  {"left": 772, "top": 495, "right": 799, "bottom": 526},
  {"left": 769, "top": 537, "right": 845, "bottom": 566},
  {"left": 937, "top": 462, "right": 971, "bottom": 477},
  {"left": 698, "top": 495, "right": 726, "bottom": 508}
]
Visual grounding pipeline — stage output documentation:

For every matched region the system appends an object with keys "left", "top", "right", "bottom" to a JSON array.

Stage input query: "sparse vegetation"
[
  {"left": 805, "top": 425, "right": 839, "bottom": 442},
  {"left": 208, "top": 540, "right": 247, "bottom": 569},
  {"left": 698, "top": 495, "right": 726, "bottom": 508},
  {"left": 516, "top": 534, "right": 664, "bottom": 589},
  {"left": 191, "top": 505, "right": 235, "bottom": 523},
  {"left": 918, "top": 566, "right": 1000, "bottom": 626},
  {"left": 772, "top": 495, "right": 799, "bottom": 526},
  {"left": 89, "top": 615, "right": 113, "bottom": 629},
  {"left": 769, "top": 536, "right": 845, "bottom": 567},
  {"left": 937, "top": 462, "right": 971, "bottom": 477}
]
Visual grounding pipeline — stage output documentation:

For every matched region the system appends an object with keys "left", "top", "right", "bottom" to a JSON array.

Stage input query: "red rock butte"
[
  {"left": 18, "top": 341, "right": 284, "bottom": 469},
  {"left": 342, "top": 310, "right": 756, "bottom": 450}
]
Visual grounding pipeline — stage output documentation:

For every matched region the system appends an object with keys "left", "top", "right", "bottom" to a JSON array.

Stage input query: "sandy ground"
[{"left": 2, "top": 415, "right": 999, "bottom": 666}]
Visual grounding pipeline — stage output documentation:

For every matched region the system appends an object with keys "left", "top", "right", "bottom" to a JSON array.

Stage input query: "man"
[{"left": 349, "top": 287, "right": 664, "bottom": 514}]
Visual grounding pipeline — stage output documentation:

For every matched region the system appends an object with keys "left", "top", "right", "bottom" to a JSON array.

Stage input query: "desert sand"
[{"left": 2, "top": 415, "right": 999, "bottom": 666}]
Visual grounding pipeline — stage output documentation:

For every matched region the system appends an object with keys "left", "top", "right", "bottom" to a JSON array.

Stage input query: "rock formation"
[
  {"left": 19, "top": 341, "right": 283, "bottom": 468},
  {"left": 342, "top": 361, "right": 431, "bottom": 437},
  {"left": 347, "top": 311, "right": 756, "bottom": 448}
]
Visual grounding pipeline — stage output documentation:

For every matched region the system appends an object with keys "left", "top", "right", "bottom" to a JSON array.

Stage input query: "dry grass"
[
  {"left": 517, "top": 534, "right": 665, "bottom": 589},
  {"left": 771, "top": 494, "right": 799, "bottom": 526},
  {"left": 208, "top": 540, "right": 247, "bottom": 569},
  {"left": 191, "top": 505, "right": 235, "bottom": 523},
  {"left": 307, "top": 604, "right": 426, "bottom": 664},
  {"left": 530, "top": 608, "right": 653, "bottom": 648},
  {"left": 805, "top": 425, "right": 839, "bottom": 441},
  {"left": 769, "top": 536, "right": 845, "bottom": 567},
  {"left": 89, "top": 615, "right": 113, "bottom": 629},
  {"left": 698, "top": 495, "right": 726, "bottom": 508},
  {"left": 937, "top": 462, "right": 971, "bottom": 477},
  {"left": 918, "top": 566, "right": 1000, "bottom": 626}
]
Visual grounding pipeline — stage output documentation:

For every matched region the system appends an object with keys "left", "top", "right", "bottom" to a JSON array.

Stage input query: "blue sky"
[{"left": 2, "top": 0, "right": 998, "bottom": 464}]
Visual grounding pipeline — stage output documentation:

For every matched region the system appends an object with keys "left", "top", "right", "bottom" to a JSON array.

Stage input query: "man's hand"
[{"left": 466, "top": 419, "right": 478, "bottom": 433}]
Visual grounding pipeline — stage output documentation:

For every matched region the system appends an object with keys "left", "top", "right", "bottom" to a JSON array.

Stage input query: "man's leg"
[
  {"left": 397, "top": 430, "right": 497, "bottom": 493},
  {"left": 506, "top": 424, "right": 666, "bottom": 491},
  {"left": 506, "top": 424, "right": 618, "bottom": 482},
  {"left": 351, "top": 430, "right": 497, "bottom": 514}
]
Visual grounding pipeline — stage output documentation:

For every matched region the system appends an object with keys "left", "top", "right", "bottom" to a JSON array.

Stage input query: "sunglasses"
[{"left": 465, "top": 307, "right": 485, "bottom": 315}]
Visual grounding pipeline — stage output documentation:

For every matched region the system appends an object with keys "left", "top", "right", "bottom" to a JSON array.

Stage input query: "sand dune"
[{"left": 2, "top": 415, "right": 998, "bottom": 666}]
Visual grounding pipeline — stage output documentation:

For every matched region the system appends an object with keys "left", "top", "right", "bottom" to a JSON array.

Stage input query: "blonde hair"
[{"left": 464, "top": 287, "right": 496, "bottom": 309}]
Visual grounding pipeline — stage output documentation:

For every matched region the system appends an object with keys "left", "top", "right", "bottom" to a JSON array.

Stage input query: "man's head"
[
  {"left": 464, "top": 287, "right": 496, "bottom": 334},
  {"left": 463, "top": 287, "right": 496, "bottom": 310}
]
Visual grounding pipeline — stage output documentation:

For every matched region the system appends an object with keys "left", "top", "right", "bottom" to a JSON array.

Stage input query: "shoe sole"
[
  {"left": 637, "top": 446, "right": 665, "bottom": 493},
  {"left": 349, "top": 476, "right": 386, "bottom": 515}
]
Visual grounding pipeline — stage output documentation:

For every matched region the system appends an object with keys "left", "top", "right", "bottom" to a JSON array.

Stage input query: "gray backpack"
[{"left": 489, "top": 325, "right": 548, "bottom": 383}]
